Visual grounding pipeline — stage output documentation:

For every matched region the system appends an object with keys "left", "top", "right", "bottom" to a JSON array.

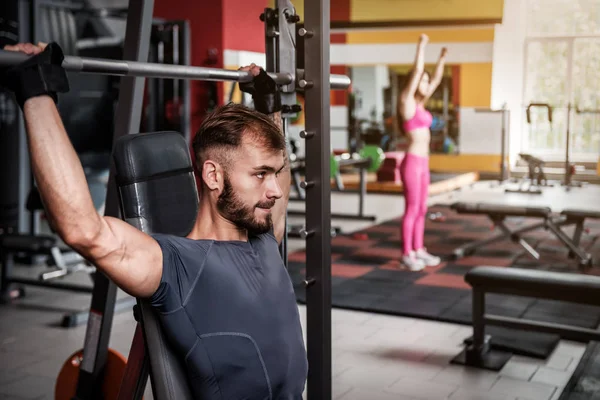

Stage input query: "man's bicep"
[{"left": 86, "top": 216, "right": 164, "bottom": 299}]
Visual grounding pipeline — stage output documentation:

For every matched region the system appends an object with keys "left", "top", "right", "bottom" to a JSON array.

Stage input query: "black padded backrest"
[
  {"left": 113, "top": 131, "right": 197, "bottom": 400},
  {"left": 113, "top": 131, "right": 198, "bottom": 236}
]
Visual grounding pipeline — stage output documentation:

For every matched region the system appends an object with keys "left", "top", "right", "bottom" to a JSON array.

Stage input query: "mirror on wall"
[{"left": 344, "top": 65, "right": 460, "bottom": 155}]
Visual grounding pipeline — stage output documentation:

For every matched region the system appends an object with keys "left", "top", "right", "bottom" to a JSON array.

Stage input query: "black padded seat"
[
  {"left": 561, "top": 209, "right": 600, "bottom": 219},
  {"left": 113, "top": 130, "right": 197, "bottom": 400},
  {"left": 466, "top": 266, "right": 600, "bottom": 307},
  {"left": 0, "top": 234, "right": 57, "bottom": 252},
  {"left": 451, "top": 202, "right": 551, "bottom": 218}
]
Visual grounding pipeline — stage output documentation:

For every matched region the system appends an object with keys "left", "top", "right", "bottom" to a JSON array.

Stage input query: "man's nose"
[{"left": 266, "top": 176, "right": 283, "bottom": 199}]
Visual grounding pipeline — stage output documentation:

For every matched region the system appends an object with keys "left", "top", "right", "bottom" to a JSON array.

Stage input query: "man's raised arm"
[
  {"left": 239, "top": 64, "right": 291, "bottom": 244},
  {"left": 2, "top": 42, "right": 164, "bottom": 298},
  {"left": 269, "top": 109, "right": 291, "bottom": 244}
]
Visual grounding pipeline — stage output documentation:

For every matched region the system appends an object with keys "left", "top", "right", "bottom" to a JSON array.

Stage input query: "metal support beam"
[
  {"left": 303, "top": 0, "right": 332, "bottom": 398},
  {"left": 74, "top": 0, "right": 154, "bottom": 398},
  {"left": 17, "top": 0, "right": 34, "bottom": 235}
]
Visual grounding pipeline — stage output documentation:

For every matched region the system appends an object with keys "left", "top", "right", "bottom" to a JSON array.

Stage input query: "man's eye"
[{"left": 256, "top": 172, "right": 265, "bottom": 179}]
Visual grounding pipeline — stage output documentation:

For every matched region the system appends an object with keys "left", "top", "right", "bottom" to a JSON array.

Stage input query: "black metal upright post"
[
  {"left": 74, "top": 0, "right": 153, "bottom": 398},
  {"left": 302, "top": 0, "right": 332, "bottom": 397},
  {"left": 180, "top": 20, "right": 191, "bottom": 142},
  {"left": 263, "top": 0, "right": 299, "bottom": 267},
  {"left": 0, "top": 0, "right": 25, "bottom": 236},
  {"left": 17, "top": 0, "right": 34, "bottom": 235}
]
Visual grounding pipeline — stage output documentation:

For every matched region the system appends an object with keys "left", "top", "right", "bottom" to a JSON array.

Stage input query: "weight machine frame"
[
  {"left": 1, "top": 0, "right": 343, "bottom": 398},
  {"left": 518, "top": 102, "right": 590, "bottom": 193}
]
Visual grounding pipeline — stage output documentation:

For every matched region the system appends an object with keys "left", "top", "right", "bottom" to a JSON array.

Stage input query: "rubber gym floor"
[{"left": 0, "top": 180, "right": 596, "bottom": 400}]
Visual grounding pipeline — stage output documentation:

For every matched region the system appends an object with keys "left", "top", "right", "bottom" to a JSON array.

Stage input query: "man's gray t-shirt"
[{"left": 150, "top": 232, "right": 308, "bottom": 399}]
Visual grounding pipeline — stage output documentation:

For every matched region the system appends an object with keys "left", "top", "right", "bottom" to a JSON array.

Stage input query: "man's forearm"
[
  {"left": 269, "top": 110, "right": 290, "bottom": 244},
  {"left": 268, "top": 110, "right": 283, "bottom": 133},
  {"left": 273, "top": 166, "right": 291, "bottom": 244},
  {"left": 23, "top": 96, "right": 101, "bottom": 245}
]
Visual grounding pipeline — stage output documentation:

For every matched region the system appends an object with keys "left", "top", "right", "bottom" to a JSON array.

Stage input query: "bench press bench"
[
  {"left": 453, "top": 266, "right": 600, "bottom": 370},
  {"left": 450, "top": 202, "right": 598, "bottom": 268},
  {"left": 0, "top": 232, "right": 137, "bottom": 327}
]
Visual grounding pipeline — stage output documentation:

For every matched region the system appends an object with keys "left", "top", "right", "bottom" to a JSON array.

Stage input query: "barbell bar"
[{"left": 0, "top": 49, "right": 351, "bottom": 90}]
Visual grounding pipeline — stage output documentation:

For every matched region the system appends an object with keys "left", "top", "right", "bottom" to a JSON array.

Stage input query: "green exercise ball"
[{"left": 359, "top": 145, "right": 385, "bottom": 172}]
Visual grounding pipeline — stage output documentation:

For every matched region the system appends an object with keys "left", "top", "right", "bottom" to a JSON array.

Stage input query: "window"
[{"left": 522, "top": 0, "right": 600, "bottom": 160}]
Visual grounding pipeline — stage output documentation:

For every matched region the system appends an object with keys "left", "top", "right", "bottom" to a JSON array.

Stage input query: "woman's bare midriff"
[{"left": 404, "top": 127, "right": 431, "bottom": 157}]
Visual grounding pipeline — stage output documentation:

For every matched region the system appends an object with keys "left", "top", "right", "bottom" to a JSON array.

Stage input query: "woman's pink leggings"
[{"left": 400, "top": 153, "right": 430, "bottom": 255}]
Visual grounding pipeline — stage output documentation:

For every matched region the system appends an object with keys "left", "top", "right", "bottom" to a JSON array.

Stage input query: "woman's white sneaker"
[
  {"left": 402, "top": 252, "right": 425, "bottom": 271},
  {"left": 415, "top": 248, "right": 441, "bottom": 267}
]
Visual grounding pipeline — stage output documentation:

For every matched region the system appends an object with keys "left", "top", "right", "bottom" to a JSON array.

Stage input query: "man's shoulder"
[
  {"left": 252, "top": 231, "right": 278, "bottom": 246},
  {"left": 151, "top": 233, "right": 213, "bottom": 257}
]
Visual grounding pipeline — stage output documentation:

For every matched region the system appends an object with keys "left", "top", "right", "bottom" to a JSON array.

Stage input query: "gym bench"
[
  {"left": 0, "top": 234, "right": 93, "bottom": 298},
  {"left": 0, "top": 233, "right": 136, "bottom": 327},
  {"left": 450, "top": 202, "right": 597, "bottom": 268},
  {"left": 454, "top": 266, "right": 600, "bottom": 370}
]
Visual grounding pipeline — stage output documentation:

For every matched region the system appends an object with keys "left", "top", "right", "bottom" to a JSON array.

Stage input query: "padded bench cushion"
[
  {"left": 561, "top": 209, "right": 600, "bottom": 219},
  {"left": 451, "top": 202, "right": 551, "bottom": 218},
  {"left": 0, "top": 234, "right": 57, "bottom": 252},
  {"left": 466, "top": 266, "right": 600, "bottom": 307}
]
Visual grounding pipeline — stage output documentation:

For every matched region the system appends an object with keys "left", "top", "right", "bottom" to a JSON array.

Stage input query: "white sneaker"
[
  {"left": 402, "top": 252, "right": 425, "bottom": 271},
  {"left": 415, "top": 248, "right": 441, "bottom": 267}
]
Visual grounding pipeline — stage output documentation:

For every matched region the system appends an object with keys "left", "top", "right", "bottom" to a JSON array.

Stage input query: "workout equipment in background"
[
  {"left": 505, "top": 153, "right": 550, "bottom": 195},
  {"left": 0, "top": 0, "right": 121, "bottom": 316},
  {"left": 562, "top": 102, "right": 587, "bottom": 190},
  {"left": 286, "top": 203, "right": 600, "bottom": 361},
  {"left": 144, "top": 20, "right": 191, "bottom": 141},
  {"left": 453, "top": 266, "right": 600, "bottom": 371},
  {"left": 1, "top": 186, "right": 93, "bottom": 300},
  {"left": 0, "top": 52, "right": 350, "bottom": 89},
  {"left": 0, "top": 0, "right": 349, "bottom": 398},
  {"left": 288, "top": 142, "right": 382, "bottom": 222},
  {"left": 520, "top": 102, "right": 587, "bottom": 191},
  {"left": 288, "top": 152, "right": 376, "bottom": 222},
  {"left": 0, "top": 3, "right": 192, "bottom": 325},
  {"left": 330, "top": 145, "right": 385, "bottom": 178},
  {"left": 55, "top": 348, "right": 128, "bottom": 400},
  {"left": 450, "top": 202, "right": 597, "bottom": 269},
  {"left": 347, "top": 90, "right": 397, "bottom": 155}
]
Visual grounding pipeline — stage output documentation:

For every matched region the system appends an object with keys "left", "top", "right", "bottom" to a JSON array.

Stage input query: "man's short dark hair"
[{"left": 192, "top": 103, "right": 286, "bottom": 176}]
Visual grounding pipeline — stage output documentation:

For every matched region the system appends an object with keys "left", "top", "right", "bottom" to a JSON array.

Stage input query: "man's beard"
[{"left": 217, "top": 175, "right": 275, "bottom": 235}]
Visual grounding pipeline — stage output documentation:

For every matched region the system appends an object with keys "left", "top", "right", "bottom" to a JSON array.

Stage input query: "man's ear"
[{"left": 201, "top": 160, "right": 224, "bottom": 192}]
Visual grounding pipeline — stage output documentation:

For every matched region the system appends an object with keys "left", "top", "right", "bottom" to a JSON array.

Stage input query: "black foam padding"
[
  {"left": 451, "top": 202, "right": 551, "bottom": 218},
  {"left": 0, "top": 234, "right": 56, "bottom": 252},
  {"left": 113, "top": 130, "right": 198, "bottom": 400},
  {"left": 113, "top": 131, "right": 198, "bottom": 238},
  {"left": 113, "top": 131, "right": 193, "bottom": 184},
  {"left": 562, "top": 209, "right": 600, "bottom": 219},
  {"left": 466, "top": 266, "right": 600, "bottom": 307}
]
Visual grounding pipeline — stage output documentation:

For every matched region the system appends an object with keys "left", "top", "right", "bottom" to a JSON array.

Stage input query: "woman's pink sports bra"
[{"left": 403, "top": 104, "right": 433, "bottom": 132}]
